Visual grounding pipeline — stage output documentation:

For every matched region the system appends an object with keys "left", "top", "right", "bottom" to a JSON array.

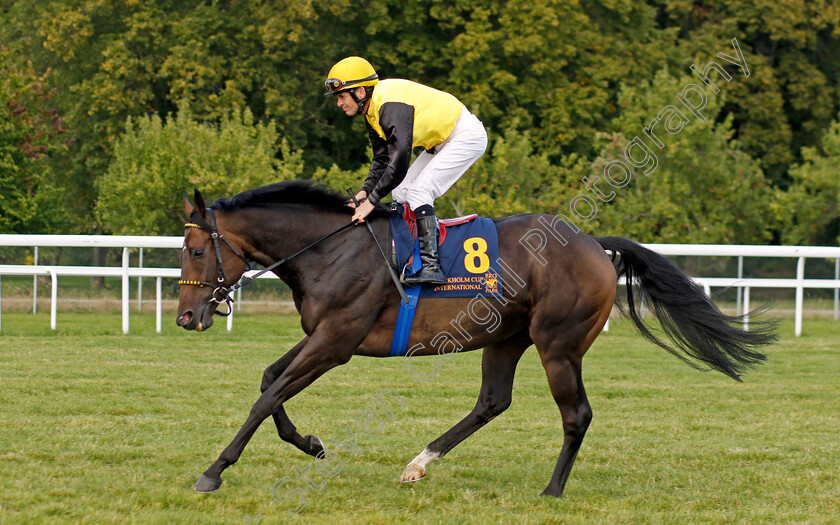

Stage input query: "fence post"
[
  {"left": 49, "top": 269, "right": 57, "bottom": 330},
  {"left": 795, "top": 256, "right": 805, "bottom": 337},
  {"left": 835, "top": 257, "right": 838, "bottom": 322},
  {"left": 33, "top": 246, "right": 38, "bottom": 314},
  {"left": 227, "top": 300, "right": 234, "bottom": 332},
  {"left": 122, "top": 248, "right": 130, "bottom": 334},
  {"left": 138, "top": 248, "right": 143, "bottom": 312},
  {"left": 156, "top": 276, "right": 162, "bottom": 333},
  {"left": 736, "top": 255, "right": 743, "bottom": 316},
  {"left": 743, "top": 287, "right": 750, "bottom": 331}
]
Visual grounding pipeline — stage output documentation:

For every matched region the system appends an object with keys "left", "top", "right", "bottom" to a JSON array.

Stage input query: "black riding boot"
[{"left": 404, "top": 214, "right": 447, "bottom": 286}]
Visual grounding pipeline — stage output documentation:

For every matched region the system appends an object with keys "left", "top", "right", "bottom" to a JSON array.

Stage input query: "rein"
[{"left": 178, "top": 208, "right": 356, "bottom": 316}]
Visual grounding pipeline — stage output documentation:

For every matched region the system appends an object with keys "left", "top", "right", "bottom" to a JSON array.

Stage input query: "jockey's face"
[{"left": 335, "top": 87, "right": 368, "bottom": 117}]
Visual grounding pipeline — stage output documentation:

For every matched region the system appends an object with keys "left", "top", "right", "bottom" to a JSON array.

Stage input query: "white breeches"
[{"left": 391, "top": 107, "right": 488, "bottom": 210}]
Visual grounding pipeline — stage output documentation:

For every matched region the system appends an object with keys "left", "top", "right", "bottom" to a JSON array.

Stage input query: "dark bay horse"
[{"left": 176, "top": 180, "right": 776, "bottom": 496}]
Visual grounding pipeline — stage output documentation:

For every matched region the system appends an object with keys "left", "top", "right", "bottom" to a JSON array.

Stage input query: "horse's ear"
[
  {"left": 193, "top": 189, "right": 207, "bottom": 219},
  {"left": 183, "top": 194, "right": 195, "bottom": 218}
]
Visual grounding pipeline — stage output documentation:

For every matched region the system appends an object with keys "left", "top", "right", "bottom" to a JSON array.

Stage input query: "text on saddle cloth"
[{"left": 389, "top": 208, "right": 503, "bottom": 299}]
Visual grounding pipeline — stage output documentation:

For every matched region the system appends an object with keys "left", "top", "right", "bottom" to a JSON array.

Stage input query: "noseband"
[{"left": 179, "top": 208, "right": 357, "bottom": 316}]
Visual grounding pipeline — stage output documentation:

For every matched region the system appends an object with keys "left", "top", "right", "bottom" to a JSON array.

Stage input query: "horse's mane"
[
  {"left": 210, "top": 179, "right": 397, "bottom": 220},
  {"left": 211, "top": 180, "right": 352, "bottom": 213}
]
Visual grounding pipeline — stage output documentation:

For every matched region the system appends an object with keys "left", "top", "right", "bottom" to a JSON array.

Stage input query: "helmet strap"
[{"left": 349, "top": 86, "right": 373, "bottom": 115}]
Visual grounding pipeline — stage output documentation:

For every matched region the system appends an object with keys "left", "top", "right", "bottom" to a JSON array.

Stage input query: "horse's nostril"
[{"left": 177, "top": 311, "right": 193, "bottom": 327}]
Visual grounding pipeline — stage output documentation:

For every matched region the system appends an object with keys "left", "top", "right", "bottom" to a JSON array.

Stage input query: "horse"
[{"left": 176, "top": 180, "right": 776, "bottom": 497}]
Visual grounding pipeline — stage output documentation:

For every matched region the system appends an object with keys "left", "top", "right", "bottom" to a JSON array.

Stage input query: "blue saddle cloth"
[
  {"left": 387, "top": 213, "right": 503, "bottom": 357},
  {"left": 389, "top": 213, "right": 504, "bottom": 299}
]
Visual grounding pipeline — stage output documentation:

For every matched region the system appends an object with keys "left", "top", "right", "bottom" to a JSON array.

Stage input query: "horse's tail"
[{"left": 595, "top": 236, "right": 777, "bottom": 381}]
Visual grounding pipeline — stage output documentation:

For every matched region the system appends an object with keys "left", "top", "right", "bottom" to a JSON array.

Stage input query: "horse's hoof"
[
  {"left": 195, "top": 474, "right": 223, "bottom": 493},
  {"left": 305, "top": 435, "right": 324, "bottom": 457},
  {"left": 399, "top": 463, "right": 426, "bottom": 483},
  {"left": 539, "top": 488, "right": 562, "bottom": 498}
]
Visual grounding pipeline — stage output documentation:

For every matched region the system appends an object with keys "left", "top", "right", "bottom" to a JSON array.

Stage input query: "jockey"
[{"left": 325, "top": 56, "right": 488, "bottom": 286}]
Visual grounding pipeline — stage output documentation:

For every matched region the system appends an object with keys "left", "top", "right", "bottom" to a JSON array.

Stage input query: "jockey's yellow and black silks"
[{"left": 361, "top": 79, "right": 465, "bottom": 205}]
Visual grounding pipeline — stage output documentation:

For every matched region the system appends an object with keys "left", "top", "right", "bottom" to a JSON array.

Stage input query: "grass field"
[{"left": 1, "top": 311, "right": 838, "bottom": 524}]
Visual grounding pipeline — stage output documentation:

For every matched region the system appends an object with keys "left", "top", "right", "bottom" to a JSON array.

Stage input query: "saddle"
[{"left": 393, "top": 203, "right": 478, "bottom": 246}]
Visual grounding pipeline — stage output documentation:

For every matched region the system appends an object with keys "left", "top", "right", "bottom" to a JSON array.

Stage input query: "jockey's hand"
[
  {"left": 348, "top": 190, "right": 367, "bottom": 209},
  {"left": 352, "top": 198, "right": 375, "bottom": 223}
]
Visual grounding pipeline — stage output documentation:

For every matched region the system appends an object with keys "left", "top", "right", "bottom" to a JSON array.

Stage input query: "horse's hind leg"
[
  {"left": 538, "top": 351, "right": 590, "bottom": 496},
  {"left": 532, "top": 322, "right": 601, "bottom": 497},
  {"left": 399, "top": 331, "right": 531, "bottom": 483},
  {"left": 260, "top": 337, "right": 324, "bottom": 457}
]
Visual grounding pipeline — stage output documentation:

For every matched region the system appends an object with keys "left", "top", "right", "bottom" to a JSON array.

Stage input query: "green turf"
[{"left": 1, "top": 312, "right": 838, "bottom": 524}]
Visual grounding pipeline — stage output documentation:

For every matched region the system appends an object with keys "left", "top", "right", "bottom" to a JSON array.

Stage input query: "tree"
[
  {"left": 0, "top": 47, "right": 72, "bottom": 233},
  {"left": 565, "top": 68, "right": 774, "bottom": 244},
  {"left": 438, "top": 127, "right": 561, "bottom": 218},
  {"left": 773, "top": 114, "right": 840, "bottom": 245},
  {"left": 660, "top": 1, "right": 840, "bottom": 183},
  {"left": 2, "top": 0, "right": 840, "bottom": 242},
  {"left": 95, "top": 105, "right": 303, "bottom": 235}
]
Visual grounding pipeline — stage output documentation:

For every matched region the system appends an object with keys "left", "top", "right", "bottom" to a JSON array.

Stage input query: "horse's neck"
[{"left": 224, "top": 206, "right": 349, "bottom": 267}]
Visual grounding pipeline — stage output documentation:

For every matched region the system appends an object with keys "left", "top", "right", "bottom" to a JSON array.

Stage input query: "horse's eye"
[{"left": 193, "top": 249, "right": 205, "bottom": 258}]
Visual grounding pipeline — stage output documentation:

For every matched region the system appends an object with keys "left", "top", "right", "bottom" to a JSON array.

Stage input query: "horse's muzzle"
[{"left": 176, "top": 304, "right": 215, "bottom": 331}]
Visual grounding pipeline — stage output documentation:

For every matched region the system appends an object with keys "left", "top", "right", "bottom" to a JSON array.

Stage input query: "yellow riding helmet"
[{"left": 324, "top": 56, "right": 379, "bottom": 95}]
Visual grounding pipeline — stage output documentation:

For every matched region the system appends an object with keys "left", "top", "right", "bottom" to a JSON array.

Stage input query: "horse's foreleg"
[
  {"left": 271, "top": 407, "right": 324, "bottom": 457},
  {"left": 195, "top": 332, "right": 356, "bottom": 493},
  {"left": 260, "top": 337, "right": 324, "bottom": 457},
  {"left": 399, "top": 331, "right": 530, "bottom": 483}
]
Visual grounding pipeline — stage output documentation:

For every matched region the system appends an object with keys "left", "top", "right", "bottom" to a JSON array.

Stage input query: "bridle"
[
  {"left": 178, "top": 207, "right": 356, "bottom": 316},
  {"left": 179, "top": 208, "right": 253, "bottom": 315}
]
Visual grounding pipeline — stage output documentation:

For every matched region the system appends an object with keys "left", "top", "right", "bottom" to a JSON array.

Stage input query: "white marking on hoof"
[{"left": 399, "top": 448, "right": 440, "bottom": 483}]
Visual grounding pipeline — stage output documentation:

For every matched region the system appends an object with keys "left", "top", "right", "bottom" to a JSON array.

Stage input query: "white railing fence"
[
  {"left": 641, "top": 244, "right": 840, "bottom": 336},
  {"left": 1, "top": 235, "right": 838, "bottom": 336},
  {"left": 0, "top": 234, "right": 279, "bottom": 334}
]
